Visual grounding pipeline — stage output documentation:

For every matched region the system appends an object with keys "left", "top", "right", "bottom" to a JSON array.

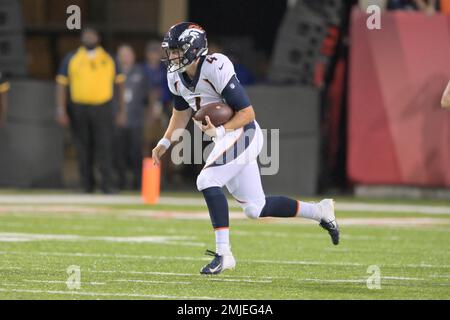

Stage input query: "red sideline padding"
[{"left": 348, "top": 9, "right": 450, "bottom": 186}]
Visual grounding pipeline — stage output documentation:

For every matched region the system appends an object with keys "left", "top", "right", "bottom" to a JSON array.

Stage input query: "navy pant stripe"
[{"left": 206, "top": 121, "right": 256, "bottom": 169}]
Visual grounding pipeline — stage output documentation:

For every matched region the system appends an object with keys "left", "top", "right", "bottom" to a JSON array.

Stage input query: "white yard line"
[
  {"left": 95, "top": 270, "right": 224, "bottom": 277},
  {"left": 113, "top": 279, "right": 192, "bottom": 285},
  {"left": 90, "top": 270, "right": 281, "bottom": 280},
  {"left": 2, "top": 265, "right": 448, "bottom": 288},
  {"left": 336, "top": 203, "right": 450, "bottom": 215},
  {"left": 207, "top": 278, "right": 272, "bottom": 284},
  {"left": 65, "top": 210, "right": 450, "bottom": 226},
  {"left": 325, "top": 218, "right": 450, "bottom": 226},
  {"left": 2, "top": 209, "right": 449, "bottom": 226},
  {"left": 429, "top": 275, "right": 450, "bottom": 278},
  {"left": 23, "top": 279, "right": 106, "bottom": 285},
  {"left": 0, "top": 288, "right": 219, "bottom": 299},
  {"left": 297, "top": 277, "right": 432, "bottom": 283},
  {"left": 6, "top": 276, "right": 441, "bottom": 290},
  {"left": 0, "top": 206, "right": 110, "bottom": 214},
  {"left": 0, "top": 195, "right": 144, "bottom": 205},
  {"left": 1, "top": 250, "right": 449, "bottom": 270},
  {"left": 382, "top": 276, "right": 425, "bottom": 281},
  {"left": 0, "top": 232, "right": 204, "bottom": 247},
  {"left": 232, "top": 230, "right": 401, "bottom": 241},
  {"left": 301, "top": 278, "right": 367, "bottom": 283},
  {"left": 1, "top": 194, "right": 450, "bottom": 215}
]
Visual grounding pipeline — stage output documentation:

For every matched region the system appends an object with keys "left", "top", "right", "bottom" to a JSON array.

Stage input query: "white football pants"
[{"left": 196, "top": 120, "right": 267, "bottom": 219}]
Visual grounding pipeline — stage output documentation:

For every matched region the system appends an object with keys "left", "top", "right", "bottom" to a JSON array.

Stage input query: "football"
[{"left": 193, "top": 102, "right": 234, "bottom": 126}]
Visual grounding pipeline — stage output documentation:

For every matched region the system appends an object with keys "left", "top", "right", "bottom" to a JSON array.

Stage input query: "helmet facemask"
[
  {"left": 162, "top": 44, "right": 191, "bottom": 73},
  {"left": 161, "top": 25, "right": 208, "bottom": 73}
]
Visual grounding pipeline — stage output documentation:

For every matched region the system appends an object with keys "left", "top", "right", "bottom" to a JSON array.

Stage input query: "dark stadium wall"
[
  {"left": 247, "top": 86, "right": 321, "bottom": 195},
  {"left": 0, "top": 81, "right": 320, "bottom": 194},
  {"left": 0, "top": 80, "right": 64, "bottom": 188},
  {"left": 188, "top": 0, "right": 287, "bottom": 56},
  {"left": 188, "top": 0, "right": 287, "bottom": 80}
]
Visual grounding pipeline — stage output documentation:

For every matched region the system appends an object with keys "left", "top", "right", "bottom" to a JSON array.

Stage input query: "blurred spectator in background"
[
  {"left": 114, "top": 44, "right": 151, "bottom": 190},
  {"left": 208, "top": 42, "right": 256, "bottom": 86},
  {"left": 143, "top": 40, "right": 172, "bottom": 156},
  {"left": 386, "top": 0, "right": 416, "bottom": 9},
  {"left": 144, "top": 41, "right": 170, "bottom": 117},
  {"left": 359, "top": 0, "right": 388, "bottom": 10},
  {"left": 143, "top": 40, "right": 183, "bottom": 185},
  {"left": 359, "top": 0, "right": 438, "bottom": 13},
  {"left": 0, "top": 72, "right": 10, "bottom": 128},
  {"left": 55, "top": 27, "right": 126, "bottom": 194},
  {"left": 387, "top": 0, "right": 437, "bottom": 13},
  {"left": 229, "top": 53, "right": 256, "bottom": 86},
  {"left": 413, "top": 0, "right": 438, "bottom": 14}
]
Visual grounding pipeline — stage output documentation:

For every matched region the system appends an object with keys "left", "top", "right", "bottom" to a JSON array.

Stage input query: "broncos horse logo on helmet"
[
  {"left": 179, "top": 28, "right": 203, "bottom": 44},
  {"left": 161, "top": 22, "right": 208, "bottom": 73}
]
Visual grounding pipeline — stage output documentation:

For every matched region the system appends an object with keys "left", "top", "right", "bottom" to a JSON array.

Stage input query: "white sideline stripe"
[
  {"left": 232, "top": 230, "right": 401, "bottom": 241},
  {"left": 91, "top": 270, "right": 280, "bottom": 280},
  {"left": 0, "top": 250, "right": 364, "bottom": 267},
  {"left": 0, "top": 288, "right": 218, "bottom": 299},
  {"left": 23, "top": 279, "right": 106, "bottom": 285},
  {"left": 0, "top": 264, "right": 277, "bottom": 280},
  {"left": 1, "top": 250, "right": 449, "bottom": 269},
  {"left": 0, "top": 195, "right": 144, "bottom": 205},
  {"left": 87, "top": 212, "right": 450, "bottom": 226},
  {"left": 114, "top": 279, "right": 191, "bottom": 285},
  {"left": 300, "top": 277, "right": 449, "bottom": 284},
  {"left": 123, "top": 211, "right": 245, "bottom": 220},
  {"left": 336, "top": 203, "right": 450, "bottom": 215},
  {"left": 3, "top": 209, "right": 450, "bottom": 225},
  {"left": 3, "top": 266, "right": 448, "bottom": 285},
  {"left": 246, "top": 258, "right": 362, "bottom": 267},
  {"left": 22, "top": 278, "right": 190, "bottom": 285},
  {"left": 1, "top": 194, "right": 450, "bottom": 215},
  {"left": 114, "top": 277, "right": 442, "bottom": 286},
  {"left": 382, "top": 276, "right": 425, "bottom": 281},
  {"left": 17, "top": 268, "right": 449, "bottom": 283},
  {"left": 116, "top": 278, "right": 270, "bottom": 284},
  {"left": 207, "top": 278, "right": 272, "bottom": 284},
  {"left": 302, "top": 278, "right": 367, "bottom": 283},
  {"left": 0, "top": 232, "right": 203, "bottom": 247},
  {"left": 0, "top": 206, "right": 111, "bottom": 214},
  {"left": 94, "top": 270, "right": 205, "bottom": 276}
]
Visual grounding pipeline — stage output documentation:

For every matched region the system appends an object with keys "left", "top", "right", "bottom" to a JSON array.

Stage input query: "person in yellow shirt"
[
  {"left": 55, "top": 27, "right": 126, "bottom": 194},
  {"left": 0, "top": 72, "right": 10, "bottom": 128}
]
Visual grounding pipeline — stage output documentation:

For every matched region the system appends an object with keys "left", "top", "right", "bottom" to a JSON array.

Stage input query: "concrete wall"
[
  {"left": 0, "top": 80, "right": 63, "bottom": 187},
  {"left": 0, "top": 82, "right": 320, "bottom": 194},
  {"left": 247, "top": 85, "right": 320, "bottom": 195}
]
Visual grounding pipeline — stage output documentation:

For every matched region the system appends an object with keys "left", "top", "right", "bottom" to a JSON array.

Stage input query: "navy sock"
[
  {"left": 202, "top": 187, "right": 229, "bottom": 229},
  {"left": 260, "top": 196, "right": 298, "bottom": 218}
]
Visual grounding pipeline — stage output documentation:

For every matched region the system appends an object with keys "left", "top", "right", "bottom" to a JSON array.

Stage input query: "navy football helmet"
[{"left": 161, "top": 22, "right": 208, "bottom": 73}]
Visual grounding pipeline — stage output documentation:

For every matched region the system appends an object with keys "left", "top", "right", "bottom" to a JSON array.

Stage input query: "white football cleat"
[
  {"left": 200, "top": 250, "right": 236, "bottom": 275},
  {"left": 318, "top": 199, "right": 340, "bottom": 245}
]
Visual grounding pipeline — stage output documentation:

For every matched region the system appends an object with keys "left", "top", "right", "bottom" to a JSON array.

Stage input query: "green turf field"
[{"left": 0, "top": 193, "right": 449, "bottom": 299}]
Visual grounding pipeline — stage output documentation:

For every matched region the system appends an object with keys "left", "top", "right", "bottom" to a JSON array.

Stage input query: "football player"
[{"left": 152, "top": 22, "right": 339, "bottom": 275}]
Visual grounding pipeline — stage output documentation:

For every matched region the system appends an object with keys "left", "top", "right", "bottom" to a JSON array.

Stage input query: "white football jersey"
[
  {"left": 167, "top": 52, "right": 262, "bottom": 169},
  {"left": 167, "top": 53, "right": 235, "bottom": 111}
]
